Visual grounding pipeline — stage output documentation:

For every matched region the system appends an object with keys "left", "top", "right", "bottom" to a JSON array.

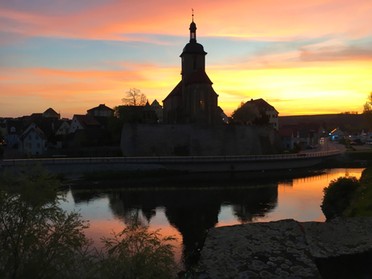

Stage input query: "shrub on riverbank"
[
  {"left": 0, "top": 166, "right": 91, "bottom": 279},
  {"left": 346, "top": 168, "right": 372, "bottom": 217},
  {"left": 98, "top": 224, "right": 177, "bottom": 279},
  {"left": 0, "top": 166, "right": 177, "bottom": 279},
  {"left": 321, "top": 177, "right": 361, "bottom": 220}
]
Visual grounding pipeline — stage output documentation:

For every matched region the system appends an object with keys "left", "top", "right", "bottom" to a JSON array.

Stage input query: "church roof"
[
  {"left": 163, "top": 81, "right": 182, "bottom": 102},
  {"left": 181, "top": 42, "right": 206, "bottom": 56},
  {"left": 183, "top": 70, "right": 213, "bottom": 85}
]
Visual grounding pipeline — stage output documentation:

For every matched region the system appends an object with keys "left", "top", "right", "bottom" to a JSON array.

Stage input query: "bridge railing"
[{"left": 1, "top": 149, "right": 342, "bottom": 167}]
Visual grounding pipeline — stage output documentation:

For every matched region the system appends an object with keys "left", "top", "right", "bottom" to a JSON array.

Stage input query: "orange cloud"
[
  {"left": 211, "top": 59, "right": 372, "bottom": 116},
  {"left": 0, "top": 65, "right": 179, "bottom": 118},
  {"left": 1, "top": 0, "right": 371, "bottom": 41},
  {"left": 1, "top": 0, "right": 372, "bottom": 118}
]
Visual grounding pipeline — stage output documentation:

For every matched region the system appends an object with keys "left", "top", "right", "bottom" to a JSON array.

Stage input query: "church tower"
[
  {"left": 163, "top": 12, "right": 219, "bottom": 125},
  {"left": 180, "top": 12, "right": 206, "bottom": 78}
]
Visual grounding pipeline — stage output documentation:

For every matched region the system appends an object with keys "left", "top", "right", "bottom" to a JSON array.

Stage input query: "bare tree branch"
[{"left": 122, "top": 88, "right": 147, "bottom": 106}]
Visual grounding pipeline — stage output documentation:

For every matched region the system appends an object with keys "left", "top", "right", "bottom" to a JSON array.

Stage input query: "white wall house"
[{"left": 20, "top": 123, "right": 46, "bottom": 156}]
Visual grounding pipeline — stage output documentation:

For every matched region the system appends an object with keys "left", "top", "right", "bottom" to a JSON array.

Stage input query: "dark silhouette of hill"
[{"left": 279, "top": 114, "right": 372, "bottom": 133}]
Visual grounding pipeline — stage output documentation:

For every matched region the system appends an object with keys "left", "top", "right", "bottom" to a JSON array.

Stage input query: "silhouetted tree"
[
  {"left": 232, "top": 101, "right": 269, "bottom": 126},
  {"left": 231, "top": 102, "right": 259, "bottom": 124},
  {"left": 363, "top": 92, "right": 372, "bottom": 114},
  {"left": 321, "top": 177, "right": 360, "bottom": 220},
  {"left": 122, "top": 88, "right": 147, "bottom": 106}
]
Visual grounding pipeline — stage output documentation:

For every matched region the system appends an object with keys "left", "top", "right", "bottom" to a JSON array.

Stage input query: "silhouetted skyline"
[{"left": 1, "top": 0, "right": 371, "bottom": 118}]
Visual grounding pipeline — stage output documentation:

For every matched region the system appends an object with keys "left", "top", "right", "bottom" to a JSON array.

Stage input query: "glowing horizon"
[{"left": 1, "top": 0, "right": 372, "bottom": 119}]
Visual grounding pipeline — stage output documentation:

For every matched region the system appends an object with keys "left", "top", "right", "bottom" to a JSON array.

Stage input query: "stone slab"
[
  {"left": 197, "top": 219, "right": 321, "bottom": 279},
  {"left": 302, "top": 217, "right": 372, "bottom": 259}
]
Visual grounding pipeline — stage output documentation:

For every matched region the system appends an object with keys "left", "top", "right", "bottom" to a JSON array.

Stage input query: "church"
[
  {"left": 121, "top": 15, "right": 280, "bottom": 156},
  {"left": 163, "top": 14, "right": 220, "bottom": 125}
]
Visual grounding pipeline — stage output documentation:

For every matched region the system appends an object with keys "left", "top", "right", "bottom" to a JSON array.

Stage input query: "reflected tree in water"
[{"left": 70, "top": 182, "right": 278, "bottom": 270}]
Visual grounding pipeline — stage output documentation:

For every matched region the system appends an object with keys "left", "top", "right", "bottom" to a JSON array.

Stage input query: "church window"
[{"left": 200, "top": 99, "right": 205, "bottom": 110}]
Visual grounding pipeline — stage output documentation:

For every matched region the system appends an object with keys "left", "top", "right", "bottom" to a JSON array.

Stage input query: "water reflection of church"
[{"left": 70, "top": 182, "right": 278, "bottom": 268}]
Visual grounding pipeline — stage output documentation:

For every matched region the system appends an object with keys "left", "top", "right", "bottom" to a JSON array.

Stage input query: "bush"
[
  {"left": 321, "top": 177, "right": 360, "bottom": 220},
  {"left": 97, "top": 224, "right": 177, "bottom": 279},
  {"left": 0, "top": 166, "right": 92, "bottom": 279},
  {"left": 0, "top": 166, "right": 177, "bottom": 279}
]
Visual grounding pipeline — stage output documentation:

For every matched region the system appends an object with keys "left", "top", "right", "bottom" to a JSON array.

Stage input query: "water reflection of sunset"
[
  {"left": 60, "top": 168, "right": 364, "bottom": 268},
  {"left": 259, "top": 168, "right": 364, "bottom": 222}
]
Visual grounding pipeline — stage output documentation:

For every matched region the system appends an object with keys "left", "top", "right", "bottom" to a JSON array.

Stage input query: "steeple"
[
  {"left": 189, "top": 9, "right": 197, "bottom": 42},
  {"left": 163, "top": 12, "right": 219, "bottom": 125}
]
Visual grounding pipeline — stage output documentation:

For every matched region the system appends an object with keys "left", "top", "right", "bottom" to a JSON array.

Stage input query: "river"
[{"left": 59, "top": 168, "right": 364, "bottom": 268}]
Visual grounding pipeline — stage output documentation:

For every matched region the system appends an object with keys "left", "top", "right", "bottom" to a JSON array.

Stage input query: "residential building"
[
  {"left": 87, "top": 104, "right": 114, "bottom": 118},
  {"left": 42, "top": 108, "right": 60, "bottom": 119},
  {"left": 239, "top": 98, "right": 279, "bottom": 130},
  {"left": 69, "top": 114, "right": 101, "bottom": 134},
  {"left": 20, "top": 123, "right": 46, "bottom": 156}
]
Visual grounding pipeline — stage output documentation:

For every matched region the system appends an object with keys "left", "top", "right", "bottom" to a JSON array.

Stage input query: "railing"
[{"left": 1, "top": 149, "right": 342, "bottom": 166}]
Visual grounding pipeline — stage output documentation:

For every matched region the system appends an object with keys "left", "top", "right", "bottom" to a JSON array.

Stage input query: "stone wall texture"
[{"left": 120, "top": 124, "right": 280, "bottom": 156}]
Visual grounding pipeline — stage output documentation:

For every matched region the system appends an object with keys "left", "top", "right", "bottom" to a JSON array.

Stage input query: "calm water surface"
[{"left": 59, "top": 168, "right": 364, "bottom": 267}]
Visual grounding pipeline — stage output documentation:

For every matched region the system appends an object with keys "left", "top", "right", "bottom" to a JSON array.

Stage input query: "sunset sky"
[{"left": 1, "top": 0, "right": 371, "bottom": 118}]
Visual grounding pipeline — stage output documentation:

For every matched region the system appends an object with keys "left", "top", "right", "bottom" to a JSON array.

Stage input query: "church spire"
[{"left": 189, "top": 9, "right": 197, "bottom": 43}]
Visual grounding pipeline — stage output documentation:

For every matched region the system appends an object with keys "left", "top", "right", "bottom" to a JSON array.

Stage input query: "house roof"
[
  {"left": 43, "top": 108, "right": 60, "bottom": 117},
  {"left": 87, "top": 104, "right": 114, "bottom": 113},
  {"left": 73, "top": 114, "right": 101, "bottom": 127},
  {"left": 245, "top": 98, "right": 278, "bottom": 113},
  {"left": 20, "top": 123, "right": 46, "bottom": 140},
  {"left": 151, "top": 99, "right": 162, "bottom": 108},
  {"left": 279, "top": 123, "right": 320, "bottom": 138}
]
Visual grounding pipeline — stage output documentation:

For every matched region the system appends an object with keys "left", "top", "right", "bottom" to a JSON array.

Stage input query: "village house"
[
  {"left": 87, "top": 104, "right": 114, "bottom": 118},
  {"left": 279, "top": 123, "right": 323, "bottom": 151},
  {"left": 20, "top": 123, "right": 47, "bottom": 156},
  {"left": 116, "top": 100, "right": 160, "bottom": 124},
  {"left": 242, "top": 98, "right": 279, "bottom": 130}
]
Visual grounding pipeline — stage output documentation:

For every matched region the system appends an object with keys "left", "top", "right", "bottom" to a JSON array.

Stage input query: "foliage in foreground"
[
  {"left": 99, "top": 224, "right": 177, "bottom": 279},
  {"left": 346, "top": 167, "right": 372, "bottom": 217},
  {"left": 0, "top": 166, "right": 91, "bottom": 279},
  {"left": 321, "top": 176, "right": 361, "bottom": 220},
  {"left": 0, "top": 166, "right": 177, "bottom": 279}
]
